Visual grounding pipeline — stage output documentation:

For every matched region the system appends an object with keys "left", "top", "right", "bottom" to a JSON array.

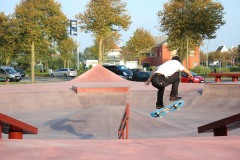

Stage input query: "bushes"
[
  {"left": 193, "top": 65, "right": 240, "bottom": 76},
  {"left": 192, "top": 65, "right": 211, "bottom": 76},
  {"left": 230, "top": 66, "right": 240, "bottom": 72}
]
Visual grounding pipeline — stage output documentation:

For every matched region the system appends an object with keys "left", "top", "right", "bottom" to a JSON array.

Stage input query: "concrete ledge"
[{"left": 72, "top": 84, "right": 130, "bottom": 94}]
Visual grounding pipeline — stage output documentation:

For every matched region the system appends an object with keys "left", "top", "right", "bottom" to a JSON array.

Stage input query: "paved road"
[{"left": 21, "top": 76, "right": 74, "bottom": 83}]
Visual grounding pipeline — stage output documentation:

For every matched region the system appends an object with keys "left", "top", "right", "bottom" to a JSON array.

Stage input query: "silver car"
[
  {"left": 0, "top": 66, "right": 22, "bottom": 82},
  {"left": 50, "top": 68, "right": 77, "bottom": 77}
]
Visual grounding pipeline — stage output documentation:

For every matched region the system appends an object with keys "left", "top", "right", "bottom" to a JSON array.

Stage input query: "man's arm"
[
  {"left": 183, "top": 68, "right": 193, "bottom": 78},
  {"left": 144, "top": 68, "right": 156, "bottom": 86}
]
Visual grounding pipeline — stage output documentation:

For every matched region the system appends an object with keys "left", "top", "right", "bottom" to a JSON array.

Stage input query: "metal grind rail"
[{"left": 118, "top": 102, "right": 130, "bottom": 139}]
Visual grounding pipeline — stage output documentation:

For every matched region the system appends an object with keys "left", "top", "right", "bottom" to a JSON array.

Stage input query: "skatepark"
[{"left": 0, "top": 64, "right": 240, "bottom": 159}]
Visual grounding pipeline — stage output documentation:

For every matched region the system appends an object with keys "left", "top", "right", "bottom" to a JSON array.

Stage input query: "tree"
[
  {"left": 121, "top": 45, "right": 135, "bottom": 62},
  {"left": 0, "top": 13, "right": 17, "bottom": 65},
  {"left": 199, "top": 50, "right": 207, "bottom": 66},
  {"left": 157, "top": 0, "right": 225, "bottom": 61},
  {"left": 58, "top": 37, "right": 77, "bottom": 68},
  {"left": 126, "top": 28, "right": 155, "bottom": 66},
  {"left": 94, "top": 31, "right": 121, "bottom": 62},
  {"left": 76, "top": 0, "right": 131, "bottom": 64},
  {"left": 83, "top": 46, "right": 98, "bottom": 60},
  {"left": 14, "top": 0, "right": 68, "bottom": 83}
]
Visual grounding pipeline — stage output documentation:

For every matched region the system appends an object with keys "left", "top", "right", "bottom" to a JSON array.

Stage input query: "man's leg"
[
  {"left": 156, "top": 87, "right": 165, "bottom": 109},
  {"left": 151, "top": 75, "right": 165, "bottom": 109},
  {"left": 166, "top": 75, "right": 181, "bottom": 100}
]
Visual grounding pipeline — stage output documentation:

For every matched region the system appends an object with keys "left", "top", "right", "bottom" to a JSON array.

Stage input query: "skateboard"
[{"left": 150, "top": 100, "right": 184, "bottom": 118}]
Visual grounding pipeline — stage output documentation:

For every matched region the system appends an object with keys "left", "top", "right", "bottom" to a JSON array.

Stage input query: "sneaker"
[
  {"left": 169, "top": 96, "right": 182, "bottom": 101},
  {"left": 156, "top": 105, "right": 165, "bottom": 109}
]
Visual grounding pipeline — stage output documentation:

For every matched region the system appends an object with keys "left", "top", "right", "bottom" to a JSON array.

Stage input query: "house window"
[
  {"left": 189, "top": 51, "right": 194, "bottom": 56},
  {"left": 193, "top": 62, "right": 197, "bottom": 68}
]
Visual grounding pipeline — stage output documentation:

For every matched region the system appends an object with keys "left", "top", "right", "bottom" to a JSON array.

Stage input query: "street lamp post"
[
  {"left": 206, "top": 40, "right": 210, "bottom": 68},
  {"left": 70, "top": 20, "right": 79, "bottom": 70}
]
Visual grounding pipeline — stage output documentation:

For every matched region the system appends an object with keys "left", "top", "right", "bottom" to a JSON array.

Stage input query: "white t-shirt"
[{"left": 154, "top": 60, "right": 186, "bottom": 77}]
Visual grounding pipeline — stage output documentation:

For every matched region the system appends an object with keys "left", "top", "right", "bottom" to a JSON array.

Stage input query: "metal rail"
[
  {"left": 118, "top": 102, "right": 130, "bottom": 139},
  {"left": 198, "top": 113, "right": 240, "bottom": 136}
]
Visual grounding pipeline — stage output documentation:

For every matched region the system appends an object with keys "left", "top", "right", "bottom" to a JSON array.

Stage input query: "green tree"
[
  {"left": 157, "top": 0, "right": 225, "bottom": 61},
  {"left": 58, "top": 37, "right": 77, "bottom": 68},
  {"left": 126, "top": 28, "right": 155, "bottom": 66},
  {"left": 83, "top": 46, "right": 98, "bottom": 60},
  {"left": 14, "top": 0, "right": 68, "bottom": 83},
  {"left": 94, "top": 31, "right": 121, "bottom": 62},
  {"left": 0, "top": 13, "right": 17, "bottom": 65},
  {"left": 200, "top": 50, "right": 207, "bottom": 66},
  {"left": 76, "top": 0, "right": 131, "bottom": 64}
]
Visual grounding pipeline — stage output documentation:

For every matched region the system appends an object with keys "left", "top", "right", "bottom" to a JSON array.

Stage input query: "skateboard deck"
[{"left": 150, "top": 100, "right": 184, "bottom": 118}]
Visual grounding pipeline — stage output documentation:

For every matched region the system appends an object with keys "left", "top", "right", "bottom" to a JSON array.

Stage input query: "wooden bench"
[
  {"left": 0, "top": 113, "right": 38, "bottom": 139},
  {"left": 209, "top": 72, "right": 240, "bottom": 82},
  {"left": 198, "top": 113, "right": 240, "bottom": 136}
]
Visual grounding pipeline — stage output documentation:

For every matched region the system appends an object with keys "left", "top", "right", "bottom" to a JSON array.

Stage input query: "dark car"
[
  {"left": 181, "top": 72, "right": 205, "bottom": 83},
  {"left": 132, "top": 71, "right": 151, "bottom": 82},
  {"left": 103, "top": 65, "right": 133, "bottom": 80},
  {"left": 14, "top": 68, "right": 26, "bottom": 77},
  {"left": 130, "top": 68, "right": 144, "bottom": 73}
]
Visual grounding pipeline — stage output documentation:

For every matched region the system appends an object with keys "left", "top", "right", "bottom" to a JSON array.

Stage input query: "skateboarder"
[{"left": 144, "top": 56, "right": 193, "bottom": 109}]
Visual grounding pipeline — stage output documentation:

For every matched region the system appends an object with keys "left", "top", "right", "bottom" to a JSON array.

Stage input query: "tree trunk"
[
  {"left": 64, "top": 60, "right": 66, "bottom": 68},
  {"left": 31, "top": 41, "right": 35, "bottom": 83},
  {"left": 5, "top": 56, "right": 10, "bottom": 66},
  {"left": 98, "top": 38, "right": 103, "bottom": 64}
]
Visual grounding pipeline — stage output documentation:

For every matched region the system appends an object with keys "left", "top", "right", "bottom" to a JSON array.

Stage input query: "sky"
[{"left": 0, "top": 0, "right": 240, "bottom": 53}]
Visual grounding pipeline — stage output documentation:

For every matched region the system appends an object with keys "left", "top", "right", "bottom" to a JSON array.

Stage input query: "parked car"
[
  {"left": 130, "top": 70, "right": 205, "bottom": 83},
  {"left": 103, "top": 65, "right": 133, "bottom": 80},
  {"left": 132, "top": 71, "right": 151, "bottom": 82},
  {"left": 130, "top": 68, "right": 144, "bottom": 73},
  {"left": 0, "top": 66, "right": 22, "bottom": 82},
  {"left": 50, "top": 68, "right": 77, "bottom": 77},
  {"left": 14, "top": 68, "right": 26, "bottom": 77},
  {"left": 181, "top": 72, "right": 205, "bottom": 83}
]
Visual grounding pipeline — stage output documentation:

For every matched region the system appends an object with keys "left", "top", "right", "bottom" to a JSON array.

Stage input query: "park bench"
[
  {"left": 198, "top": 113, "right": 240, "bottom": 136},
  {"left": 209, "top": 72, "right": 240, "bottom": 82},
  {"left": 0, "top": 113, "right": 38, "bottom": 139}
]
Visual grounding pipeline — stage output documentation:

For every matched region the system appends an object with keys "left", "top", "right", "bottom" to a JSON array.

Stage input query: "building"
[{"left": 142, "top": 36, "right": 200, "bottom": 69}]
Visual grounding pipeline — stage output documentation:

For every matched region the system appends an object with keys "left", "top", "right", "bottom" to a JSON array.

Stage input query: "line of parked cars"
[
  {"left": 102, "top": 65, "right": 204, "bottom": 83},
  {"left": 130, "top": 69, "right": 205, "bottom": 83},
  {"left": 0, "top": 66, "right": 25, "bottom": 82},
  {"left": 103, "top": 65, "right": 133, "bottom": 80}
]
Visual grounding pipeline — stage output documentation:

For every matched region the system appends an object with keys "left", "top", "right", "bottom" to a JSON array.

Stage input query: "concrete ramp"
[
  {"left": 0, "top": 91, "right": 82, "bottom": 111},
  {"left": 202, "top": 83, "right": 240, "bottom": 97},
  {"left": 71, "top": 64, "right": 128, "bottom": 82}
]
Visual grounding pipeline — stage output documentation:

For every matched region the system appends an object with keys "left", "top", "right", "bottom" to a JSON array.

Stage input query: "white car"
[
  {"left": 0, "top": 66, "right": 22, "bottom": 82},
  {"left": 50, "top": 68, "right": 77, "bottom": 77}
]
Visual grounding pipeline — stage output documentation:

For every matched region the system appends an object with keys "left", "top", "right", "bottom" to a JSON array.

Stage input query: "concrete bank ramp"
[{"left": 202, "top": 83, "right": 240, "bottom": 97}]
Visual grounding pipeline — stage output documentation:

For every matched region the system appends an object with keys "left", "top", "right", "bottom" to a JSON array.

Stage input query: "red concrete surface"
[
  {"left": 1, "top": 137, "right": 239, "bottom": 160},
  {"left": 0, "top": 65, "right": 239, "bottom": 159}
]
